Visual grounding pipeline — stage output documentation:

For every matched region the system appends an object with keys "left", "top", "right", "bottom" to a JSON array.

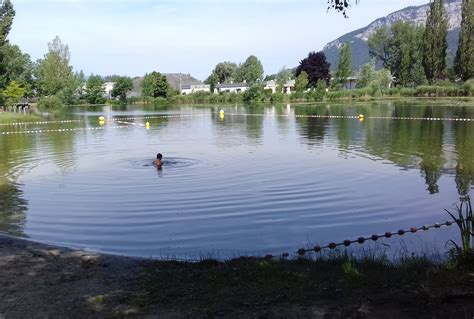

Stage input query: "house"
[
  {"left": 214, "top": 82, "right": 249, "bottom": 94},
  {"left": 264, "top": 80, "right": 277, "bottom": 93},
  {"left": 282, "top": 80, "right": 295, "bottom": 94},
  {"left": 103, "top": 82, "right": 115, "bottom": 99},
  {"left": 263, "top": 80, "right": 296, "bottom": 94},
  {"left": 180, "top": 84, "right": 211, "bottom": 95},
  {"left": 342, "top": 76, "right": 358, "bottom": 89}
]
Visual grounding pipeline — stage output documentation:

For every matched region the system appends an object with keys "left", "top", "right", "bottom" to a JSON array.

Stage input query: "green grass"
[
  {"left": 0, "top": 112, "right": 42, "bottom": 124},
  {"left": 130, "top": 252, "right": 474, "bottom": 317}
]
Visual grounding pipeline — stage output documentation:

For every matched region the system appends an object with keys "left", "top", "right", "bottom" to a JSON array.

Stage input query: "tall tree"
[
  {"left": 334, "top": 42, "right": 352, "bottom": 84},
  {"left": 367, "top": 26, "right": 391, "bottom": 68},
  {"left": 2, "top": 80, "right": 25, "bottom": 106},
  {"left": 34, "top": 36, "right": 74, "bottom": 97},
  {"left": 85, "top": 74, "right": 105, "bottom": 104},
  {"left": 0, "top": 0, "right": 14, "bottom": 45},
  {"left": 0, "top": 44, "right": 33, "bottom": 91},
  {"left": 111, "top": 76, "right": 133, "bottom": 102},
  {"left": 296, "top": 51, "right": 331, "bottom": 87},
  {"left": 454, "top": 0, "right": 474, "bottom": 81},
  {"left": 294, "top": 71, "right": 309, "bottom": 92},
  {"left": 275, "top": 66, "right": 292, "bottom": 87},
  {"left": 357, "top": 63, "right": 376, "bottom": 88},
  {"left": 369, "top": 21, "right": 426, "bottom": 86},
  {"left": 141, "top": 71, "right": 170, "bottom": 98},
  {"left": 75, "top": 70, "right": 86, "bottom": 99},
  {"left": 422, "top": 0, "right": 448, "bottom": 83},
  {"left": 235, "top": 55, "right": 264, "bottom": 83},
  {"left": 204, "top": 61, "right": 238, "bottom": 90}
]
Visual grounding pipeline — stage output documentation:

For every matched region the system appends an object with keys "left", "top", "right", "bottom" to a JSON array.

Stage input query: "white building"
[
  {"left": 103, "top": 82, "right": 115, "bottom": 99},
  {"left": 263, "top": 80, "right": 295, "bottom": 94},
  {"left": 283, "top": 80, "right": 295, "bottom": 94},
  {"left": 180, "top": 84, "right": 211, "bottom": 95},
  {"left": 214, "top": 83, "right": 250, "bottom": 94},
  {"left": 264, "top": 80, "right": 277, "bottom": 93}
]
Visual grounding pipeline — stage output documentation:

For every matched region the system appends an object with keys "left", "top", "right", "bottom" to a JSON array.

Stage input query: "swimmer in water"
[{"left": 153, "top": 153, "right": 163, "bottom": 169}]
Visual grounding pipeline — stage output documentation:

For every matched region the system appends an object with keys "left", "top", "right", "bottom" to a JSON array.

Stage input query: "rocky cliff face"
[{"left": 323, "top": 0, "right": 462, "bottom": 70}]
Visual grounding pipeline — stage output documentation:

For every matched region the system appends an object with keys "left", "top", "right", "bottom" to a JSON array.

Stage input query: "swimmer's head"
[{"left": 157, "top": 153, "right": 162, "bottom": 160}]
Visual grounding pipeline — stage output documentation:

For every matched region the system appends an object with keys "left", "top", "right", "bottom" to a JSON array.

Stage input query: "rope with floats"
[
  {"left": 220, "top": 112, "right": 473, "bottom": 122},
  {"left": 261, "top": 220, "right": 458, "bottom": 260},
  {"left": 0, "top": 119, "right": 83, "bottom": 126},
  {"left": 0, "top": 125, "right": 129, "bottom": 135}
]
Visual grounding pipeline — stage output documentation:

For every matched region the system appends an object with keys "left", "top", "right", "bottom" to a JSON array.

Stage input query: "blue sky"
[{"left": 10, "top": 0, "right": 428, "bottom": 80}]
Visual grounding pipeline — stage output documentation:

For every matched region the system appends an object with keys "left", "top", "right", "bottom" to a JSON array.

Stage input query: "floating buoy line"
[
  {"left": 260, "top": 220, "right": 457, "bottom": 261},
  {"left": 0, "top": 125, "right": 129, "bottom": 135},
  {"left": 0, "top": 119, "right": 83, "bottom": 126},
  {"left": 1, "top": 112, "right": 472, "bottom": 136},
  {"left": 222, "top": 113, "right": 473, "bottom": 122}
]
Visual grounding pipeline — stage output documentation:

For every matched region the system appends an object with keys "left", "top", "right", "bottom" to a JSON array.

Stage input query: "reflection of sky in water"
[{"left": 0, "top": 102, "right": 473, "bottom": 259}]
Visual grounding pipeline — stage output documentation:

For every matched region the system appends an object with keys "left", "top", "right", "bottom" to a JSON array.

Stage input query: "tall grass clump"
[{"left": 446, "top": 197, "right": 473, "bottom": 253}]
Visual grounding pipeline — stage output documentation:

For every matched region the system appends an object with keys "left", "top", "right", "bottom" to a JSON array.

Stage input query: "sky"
[{"left": 9, "top": 0, "right": 428, "bottom": 80}]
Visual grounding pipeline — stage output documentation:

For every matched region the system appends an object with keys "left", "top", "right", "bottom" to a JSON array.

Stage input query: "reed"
[{"left": 446, "top": 196, "right": 473, "bottom": 253}]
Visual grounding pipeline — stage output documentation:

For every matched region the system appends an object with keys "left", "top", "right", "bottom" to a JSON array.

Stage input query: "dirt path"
[{"left": 0, "top": 235, "right": 142, "bottom": 318}]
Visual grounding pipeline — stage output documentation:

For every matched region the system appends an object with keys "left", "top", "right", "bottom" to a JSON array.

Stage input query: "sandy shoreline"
[
  {"left": 2, "top": 234, "right": 474, "bottom": 318},
  {"left": 0, "top": 234, "right": 143, "bottom": 318}
]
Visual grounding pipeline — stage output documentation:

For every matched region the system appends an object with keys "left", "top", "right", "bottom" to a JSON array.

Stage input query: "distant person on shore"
[{"left": 153, "top": 153, "right": 163, "bottom": 169}]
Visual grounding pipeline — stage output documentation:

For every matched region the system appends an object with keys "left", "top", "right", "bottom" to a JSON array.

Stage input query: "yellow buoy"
[
  {"left": 99, "top": 120, "right": 105, "bottom": 126},
  {"left": 99, "top": 116, "right": 105, "bottom": 121},
  {"left": 145, "top": 122, "right": 150, "bottom": 129},
  {"left": 358, "top": 114, "right": 364, "bottom": 119},
  {"left": 219, "top": 109, "right": 225, "bottom": 120}
]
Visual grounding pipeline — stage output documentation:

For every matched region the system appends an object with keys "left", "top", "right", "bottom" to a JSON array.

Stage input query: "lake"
[{"left": 0, "top": 101, "right": 473, "bottom": 259}]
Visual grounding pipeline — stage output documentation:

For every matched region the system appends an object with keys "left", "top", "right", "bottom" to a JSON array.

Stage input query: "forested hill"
[{"left": 323, "top": 0, "right": 462, "bottom": 71}]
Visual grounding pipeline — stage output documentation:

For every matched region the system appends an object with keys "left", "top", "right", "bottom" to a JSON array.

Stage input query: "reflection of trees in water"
[
  {"left": 0, "top": 134, "right": 34, "bottom": 238},
  {"left": 0, "top": 181, "right": 28, "bottom": 237},
  {"left": 418, "top": 107, "right": 445, "bottom": 194},
  {"left": 454, "top": 119, "right": 474, "bottom": 198},
  {"left": 245, "top": 107, "right": 264, "bottom": 141},
  {"left": 295, "top": 106, "right": 328, "bottom": 145},
  {"left": 363, "top": 104, "right": 446, "bottom": 194}
]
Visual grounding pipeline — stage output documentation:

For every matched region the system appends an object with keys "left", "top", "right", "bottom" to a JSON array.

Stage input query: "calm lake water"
[{"left": 1, "top": 101, "right": 473, "bottom": 259}]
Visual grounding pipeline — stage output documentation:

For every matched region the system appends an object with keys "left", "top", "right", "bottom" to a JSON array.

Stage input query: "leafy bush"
[
  {"left": 416, "top": 85, "right": 462, "bottom": 97},
  {"left": 462, "top": 79, "right": 474, "bottom": 96},
  {"left": 399, "top": 88, "right": 416, "bottom": 97},
  {"left": 369, "top": 80, "right": 382, "bottom": 97},
  {"left": 38, "top": 95, "right": 64, "bottom": 109}
]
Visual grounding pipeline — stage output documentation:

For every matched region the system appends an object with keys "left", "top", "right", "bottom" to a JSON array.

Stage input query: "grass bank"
[
  {"left": 132, "top": 252, "right": 474, "bottom": 318},
  {"left": 0, "top": 111, "right": 42, "bottom": 124},
  {"left": 2, "top": 234, "right": 473, "bottom": 318}
]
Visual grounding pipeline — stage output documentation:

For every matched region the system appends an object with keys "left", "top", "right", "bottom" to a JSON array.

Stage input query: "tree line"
[
  {"left": 366, "top": 0, "right": 472, "bottom": 86},
  {"left": 0, "top": 0, "right": 472, "bottom": 108}
]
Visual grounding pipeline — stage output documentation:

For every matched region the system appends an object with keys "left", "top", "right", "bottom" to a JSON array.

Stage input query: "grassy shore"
[
  {"left": 1, "top": 234, "right": 473, "bottom": 318},
  {"left": 0, "top": 111, "right": 42, "bottom": 123}
]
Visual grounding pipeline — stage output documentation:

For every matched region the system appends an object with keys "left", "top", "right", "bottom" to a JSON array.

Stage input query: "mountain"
[
  {"left": 129, "top": 73, "right": 203, "bottom": 97},
  {"left": 322, "top": 0, "right": 462, "bottom": 71}
]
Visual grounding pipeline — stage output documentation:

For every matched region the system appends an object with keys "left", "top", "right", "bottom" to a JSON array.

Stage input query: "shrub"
[
  {"left": 38, "top": 95, "right": 64, "bottom": 109},
  {"left": 369, "top": 80, "right": 382, "bottom": 97},
  {"left": 462, "top": 79, "right": 474, "bottom": 96},
  {"left": 399, "top": 88, "right": 415, "bottom": 97}
]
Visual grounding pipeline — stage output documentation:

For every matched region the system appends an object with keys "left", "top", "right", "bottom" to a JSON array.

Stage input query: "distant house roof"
[
  {"left": 216, "top": 83, "right": 249, "bottom": 89},
  {"left": 165, "top": 73, "right": 203, "bottom": 91},
  {"left": 128, "top": 73, "right": 203, "bottom": 96},
  {"left": 265, "top": 80, "right": 277, "bottom": 87},
  {"left": 181, "top": 84, "right": 210, "bottom": 90}
]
